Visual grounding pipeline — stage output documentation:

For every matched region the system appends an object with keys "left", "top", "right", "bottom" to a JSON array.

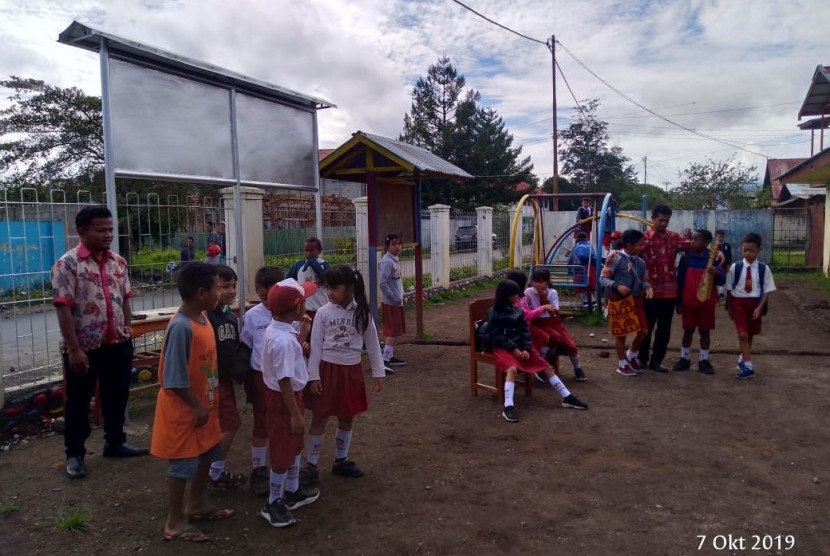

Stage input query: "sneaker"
[
  {"left": 649, "top": 361, "right": 669, "bottom": 373},
  {"left": 383, "top": 365, "right": 395, "bottom": 375},
  {"left": 501, "top": 405, "right": 520, "bottom": 422},
  {"left": 283, "top": 486, "right": 320, "bottom": 510},
  {"left": 534, "top": 371, "right": 547, "bottom": 383},
  {"left": 626, "top": 357, "right": 642, "bottom": 373},
  {"left": 299, "top": 464, "right": 319, "bottom": 488},
  {"left": 616, "top": 364, "right": 638, "bottom": 377},
  {"left": 260, "top": 498, "right": 296, "bottom": 528},
  {"left": 561, "top": 394, "right": 588, "bottom": 410},
  {"left": 250, "top": 465, "right": 270, "bottom": 496},
  {"left": 332, "top": 458, "right": 364, "bottom": 478},
  {"left": 736, "top": 362, "right": 755, "bottom": 380},
  {"left": 672, "top": 357, "right": 691, "bottom": 371},
  {"left": 574, "top": 367, "right": 588, "bottom": 381},
  {"left": 698, "top": 359, "right": 715, "bottom": 375},
  {"left": 387, "top": 356, "right": 407, "bottom": 367},
  {"left": 208, "top": 470, "right": 247, "bottom": 490}
]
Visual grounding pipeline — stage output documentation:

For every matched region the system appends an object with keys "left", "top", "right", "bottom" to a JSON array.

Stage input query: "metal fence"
[{"left": 773, "top": 207, "right": 809, "bottom": 268}]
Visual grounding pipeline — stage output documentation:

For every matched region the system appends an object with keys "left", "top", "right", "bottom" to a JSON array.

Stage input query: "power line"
[
  {"left": 555, "top": 59, "right": 588, "bottom": 123},
  {"left": 448, "top": 0, "right": 547, "bottom": 46},
  {"left": 604, "top": 101, "right": 801, "bottom": 120}
]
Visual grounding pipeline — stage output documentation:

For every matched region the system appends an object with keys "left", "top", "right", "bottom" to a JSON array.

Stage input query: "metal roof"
[
  {"left": 777, "top": 147, "right": 830, "bottom": 187},
  {"left": 764, "top": 158, "right": 807, "bottom": 200},
  {"left": 798, "top": 65, "right": 830, "bottom": 120},
  {"left": 355, "top": 132, "right": 473, "bottom": 179},
  {"left": 57, "top": 20, "right": 335, "bottom": 110},
  {"left": 797, "top": 117, "right": 830, "bottom": 130}
]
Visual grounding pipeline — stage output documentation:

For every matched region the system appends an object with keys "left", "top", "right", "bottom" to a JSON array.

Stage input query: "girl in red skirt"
[
  {"left": 523, "top": 267, "right": 587, "bottom": 382},
  {"left": 303, "top": 266, "right": 385, "bottom": 483},
  {"left": 486, "top": 279, "right": 588, "bottom": 423}
]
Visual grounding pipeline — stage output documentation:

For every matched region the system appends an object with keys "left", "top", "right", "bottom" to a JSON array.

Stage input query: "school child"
[
  {"left": 725, "top": 232, "right": 775, "bottom": 380},
  {"left": 240, "top": 266, "right": 285, "bottom": 495},
  {"left": 523, "top": 267, "right": 587, "bottom": 382},
  {"left": 379, "top": 233, "right": 406, "bottom": 370},
  {"left": 569, "top": 231, "right": 598, "bottom": 308},
  {"left": 505, "top": 270, "right": 589, "bottom": 409},
  {"left": 205, "top": 265, "right": 246, "bottom": 489},
  {"left": 259, "top": 278, "right": 321, "bottom": 528},
  {"left": 600, "top": 229, "right": 653, "bottom": 377},
  {"left": 303, "top": 266, "right": 386, "bottom": 484},
  {"left": 487, "top": 279, "right": 588, "bottom": 423},
  {"left": 151, "top": 262, "right": 234, "bottom": 543},
  {"left": 715, "top": 229, "right": 733, "bottom": 300},
  {"left": 672, "top": 230, "right": 726, "bottom": 374},
  {"left": 287, "top": 237, "right": 330, "bottom": 321},
  {"left": 574, "top": 196, "right": 593, "bottom": 238}
]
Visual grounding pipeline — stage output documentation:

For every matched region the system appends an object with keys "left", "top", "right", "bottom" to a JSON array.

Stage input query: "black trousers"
[
  {"left": 63, "top": 340, "right": 133, "bottom": 458},
  {"left": 638, "top": 298, "right": 676, "bottom": 366}
]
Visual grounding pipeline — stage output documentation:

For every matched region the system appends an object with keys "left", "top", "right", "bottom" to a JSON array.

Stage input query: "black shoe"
[
  {"left": 250, "top": 465, "right": 270, "bottom": 496},
  {"left": 672, "top": 357, "right": 691, "bottom": 371},
  {"left": 502, "top": 405, "right": 519, "bottom": 422},
  {"left": 299, "top": 464, "right": 319, "bottom": 488},
  {"left": 649, "top": 361, "right": 669, "bottom": 373},
  {"left": 66, "top": 456, "right": 86, "bottom": 479},
  {"left": 561, "top": 394, "right": 589, "bottom": 410},
  {"left": 102, "top": 442, "right": 149, "bottom": 458},
  {"left": 574, "top": 367, "right": 587, "bottom": 382},
  {"left": 698, "top": 359, "right": 715, "bottom": 374},
  {"left": 260, "top": 498, "right": 296, "bottom": 528},
  {"left": 332, "top": 458, "right": 364, "bottom": 478},
  {"left": 387, "top": 356, "right": 407, "bottom": 367},
  {"left": 283, "top": 486, "right": 321, "bottom": 510}
]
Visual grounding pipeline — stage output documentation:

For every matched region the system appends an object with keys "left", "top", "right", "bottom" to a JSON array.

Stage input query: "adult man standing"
[
  {"left": 637, "top": 205, "right": 689, "bottom": 373},
  {"left": 206, "top": 221, "right": 220, "bottom": 252},
  {"left": 218, "top": 221, "right": 227, "bottom": 263},
  {"left": 180, "top": 236, "right": 195, "bottom": 262},
  {"left": 51, "top": 206, "right": 148, "bottom": 479}
]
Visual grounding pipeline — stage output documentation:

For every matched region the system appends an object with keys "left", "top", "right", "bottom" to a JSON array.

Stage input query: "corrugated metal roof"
[
  {"left": 357, "top": 132, "right": 473, "bottom": 179},
  {"left": 798, "top": 65, "right": 830, "bottom": 120},
  {"left": 58, "top": 20, "right": 335, "bottom": 110},
  {"left": 776, "top": 184, "right": 826, "bottom": 206},
  {"left": 797, "top": 117, "right": 830, "bottom": 130},
  {"left": 777, "top": 147, "right": 830, "bottom": 187},
  {"left": 764, "top": 158, "right": 807, "bottom": 200}
]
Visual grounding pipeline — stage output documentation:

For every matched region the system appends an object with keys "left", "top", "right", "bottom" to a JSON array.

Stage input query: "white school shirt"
[
  {"left": 260, "top": 320, "right": 308, "bottom": 393},
  {"left": 307, "top": 300, "right": 385, "bottom": 380},
  {"left": 240, "top": 302, "right": 271, "bottom": 372},
  {"left": 523, "top": 287, "right": 560, "bottom": 316},
  {"left": 725, "top": 259, "right": 776, "bottom": 299}
]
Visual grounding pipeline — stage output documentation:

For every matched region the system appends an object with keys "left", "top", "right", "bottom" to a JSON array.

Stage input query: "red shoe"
[
  {"left": 616, "top": 363, "right": 638, "bottom": 377},
  {"left": 627, "top": 356, "right": 643, "bottom": 373}
]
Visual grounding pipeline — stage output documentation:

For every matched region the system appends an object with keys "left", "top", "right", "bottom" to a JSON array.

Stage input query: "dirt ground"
[{"left": 1, "top": 275, "right": 829, "bottom": 555}]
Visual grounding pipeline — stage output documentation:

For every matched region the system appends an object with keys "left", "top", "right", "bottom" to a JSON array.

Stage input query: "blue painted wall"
[{"left": 0, "top": 221, "right": 66, "bottom": 292}]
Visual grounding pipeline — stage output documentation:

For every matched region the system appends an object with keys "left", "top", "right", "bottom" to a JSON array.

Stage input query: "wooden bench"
[{"left": 468, "top": 298, "right": 533, "bottom": 405}]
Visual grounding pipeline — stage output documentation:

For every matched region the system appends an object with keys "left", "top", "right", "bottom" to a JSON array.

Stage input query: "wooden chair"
[{"left": 468, "top": 298, "right": 533, "bottom": 405}]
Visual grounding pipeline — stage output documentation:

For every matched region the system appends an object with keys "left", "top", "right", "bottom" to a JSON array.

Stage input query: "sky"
[{"left": 1, "top": 0, "right": 828, "bottom": 190}]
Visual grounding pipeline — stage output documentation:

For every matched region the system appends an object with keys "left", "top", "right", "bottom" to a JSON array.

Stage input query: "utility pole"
[
  {"left": 663, "top": 181, "right": 670, "bottom": 192},
  {"left": 547, "top": 35, "right": 558, "bottom": 210},
  {"left": 642, "top": 156, "right": 647, "bottom": 185}
]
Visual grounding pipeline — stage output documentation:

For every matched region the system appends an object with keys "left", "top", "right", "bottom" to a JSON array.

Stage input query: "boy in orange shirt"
[{"left": 151, "top": 262, "right": 235, "bottom": 543}]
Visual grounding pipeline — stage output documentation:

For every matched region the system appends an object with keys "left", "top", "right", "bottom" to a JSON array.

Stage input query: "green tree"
[
  {"left": 558, "top": 99, "right": 637, "bottom": 199},
  {"left": 400, "top": 58, "right": 535, "bottom": 209},
  {"left": 673, "top": 156, "right": 758, "bottom": 210},
  {"left": 617, "top": 183, "right": 672, "bottom": 210}
]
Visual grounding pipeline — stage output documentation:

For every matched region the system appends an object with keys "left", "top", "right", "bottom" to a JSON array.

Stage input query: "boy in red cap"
[{"left": 259, "top": 278, "right": 320, "bottom": 528}]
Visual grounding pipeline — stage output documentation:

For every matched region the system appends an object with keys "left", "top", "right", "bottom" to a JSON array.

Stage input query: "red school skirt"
[
  {"left": 573, "top": 264, "right": 597, "bottom": 294},
  {"left": 492, "top": 348, "right": 550, "bottom": 374},
  {"left": 530, "top": 317, "right": 578, "bottom": 356},
  {"left": 305, "top": 361, "right": 368, "bottom": 418},
  {"left": 382, "top": 303, "right": 406, "bottom": 338},
  {"left": 266, "top": 388, "right": 304, "bottom": 469}
]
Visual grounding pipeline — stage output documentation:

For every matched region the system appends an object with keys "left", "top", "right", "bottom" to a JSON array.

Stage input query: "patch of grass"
[
  {"left": 576, "top": 311, "right": 606, "bottom": 326},
  {"left": 403, "top": 274, "right": 433, "bottom": 290},
  {"left": 53, "top": 506, "right": 91, "bottom": 533},
  {"left": 264, "top": 251, "right": 355, "bottom": 271},
  {"left": 780, "top": 270, "right": 830, "bottom": 294},
  {"left": 127, "top": 404, "right": 141, "bottom": 419},
  {"left": 1, "top": 504, "right": 18, "bottom": 517},
  {"left": 131, "top": 248, "right": 193, "bottom": 273},
  {"left": 425, "top": 277, "right": 503, "bottom": 305},
  {"left": 450, "top": 265, "right": 478, "bottom": 281},
  {"left": 772, "top": 249, "right": 806, "bottom": 268}
]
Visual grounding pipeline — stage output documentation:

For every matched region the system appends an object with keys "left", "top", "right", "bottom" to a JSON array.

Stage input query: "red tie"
[{"left": 744, "top": 266, "right": 752, "bottom": 293}]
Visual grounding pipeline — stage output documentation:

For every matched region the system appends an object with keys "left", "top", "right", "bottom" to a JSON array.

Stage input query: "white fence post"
[
  {"left": 352, "top": 197, "right": 369, "bottom": 281},
  {"left": 220, "top": 186, "right": 264, "bottom": 302},
  {"left": 476, "top": 206, "right": 494, "bottom": 277},
  {"left": 429, "top": 204, "right": 451, "bottom": 287}
]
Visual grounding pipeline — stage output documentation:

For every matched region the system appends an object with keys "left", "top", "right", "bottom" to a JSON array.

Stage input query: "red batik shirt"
[
  {"left": 642, "top": 229, "right": 690, "bottom": 300},
  {"left": 51, "top": 243, "right": 134, "bottom": 352}
]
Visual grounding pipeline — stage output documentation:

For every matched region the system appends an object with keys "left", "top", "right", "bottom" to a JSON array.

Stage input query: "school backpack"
[
  {"left": 731, "top": 261, "right": 769, "bottom": 316},
  {"left": 573, "top": 241, "right": 592, "bottom": 265}
]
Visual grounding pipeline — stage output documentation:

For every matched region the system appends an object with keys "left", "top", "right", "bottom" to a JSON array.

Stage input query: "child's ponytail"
[{"left": 352, "top": 269, "right": 370, "bottom": 333}]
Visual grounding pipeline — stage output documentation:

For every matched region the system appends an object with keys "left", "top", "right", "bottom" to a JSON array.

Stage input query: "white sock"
[
  {"left": 383, "top": 344, "right": 394, "bottom": 361},
  {"left": 618, "top": 358, "right": 628, "bottom": 368},
  {"left": 268, "top": 469, "right": 287, "bottom": 504},
  {"left": 570, "top": 355, "right": 580, "bottom": 369},
  {"left": 744, "top": 360, "right": 753, "bottom": 370},
  {"left": 548, "top": 374, "right": 571, "bottom": 398},
  {"left": 681, "top": 346, "right": 690, "bottom": 359},
  {"left": 209, "top": 459, "right": 225, "bottom": 480},
  {"left": 285, "top": 455, "right": 301, "bottom": 494},
  {"left": 738, "top": 354, "right": 744, "bottom": 363},
  {"left": 625, "top": 348, "right": 637, "bottom": 361},
  {"left": 252, "top": 446, "right": 267, "bottom": 469},
  {"left": 700, "top": 349, "right": 710, "bottom": 361},
  {"left": 504, "top": 381, "right": 515, "bottom": 407},
  {"left": 306, "top": 434, "right": 324, "bottom": 467},
  {"left": 335, "top": 429, "right": 352, "bottom": 460}
]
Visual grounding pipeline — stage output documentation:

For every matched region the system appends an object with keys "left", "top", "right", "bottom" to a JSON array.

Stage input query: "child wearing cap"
[{"left": 259, "top": 278, "right": 321, "bottom": 528}]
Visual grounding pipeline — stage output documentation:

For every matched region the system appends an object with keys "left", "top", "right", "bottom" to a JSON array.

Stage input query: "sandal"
[
  {"left": 187, "top": 507, "right": 236, "bottom": 522},
  {"left": 208, "top": 470, "right": 247, "bottom": 490},
  {"left": 162, "top": 526, "right": 210, "bottom": 543}
]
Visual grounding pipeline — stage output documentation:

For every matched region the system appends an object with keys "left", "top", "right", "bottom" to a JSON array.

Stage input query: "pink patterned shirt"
[
  {"left": 642, "top": 229, "right": 690, "bottom": 299},
  {"left": 51, "top": 243, "right": 134, "bottom": 352}
]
